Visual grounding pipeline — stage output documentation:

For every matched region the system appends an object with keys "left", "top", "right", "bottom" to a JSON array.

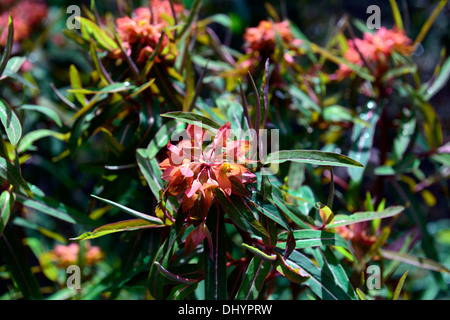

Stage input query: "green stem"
[{"left": 204, "top": 203, "right": 227, "bottom": 300}]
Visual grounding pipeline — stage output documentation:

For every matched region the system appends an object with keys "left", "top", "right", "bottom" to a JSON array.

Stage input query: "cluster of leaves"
[{"left": 0, "top": 0, "right": 449, "bottom": 301}]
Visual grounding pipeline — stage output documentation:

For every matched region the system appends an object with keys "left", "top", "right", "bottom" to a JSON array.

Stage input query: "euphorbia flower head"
[
  {"left": 243, "top": 20, "right": 302, "bottom": 54},
  {"left": 159, "top": 122, "right": 256, "bottom": 224},
  {"left": 336, "top": 27, "right": 414, "bottom": 79},
  {"left": 115, "top": 0, "right": 184, "bottom": 63},
  {"left": 50, "top": 243, "right": 104, "bottom": 268}
]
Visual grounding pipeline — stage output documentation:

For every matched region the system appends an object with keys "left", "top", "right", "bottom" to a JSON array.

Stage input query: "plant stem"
[{"left": 204, "top": 203, "right": 227, "bottom": 300}]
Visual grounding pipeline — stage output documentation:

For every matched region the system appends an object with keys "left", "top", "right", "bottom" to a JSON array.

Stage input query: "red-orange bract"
[
  {"left": 336, "top": 27, "right": 414, "bottom": 79},
  {"left": 0, "top": 0, "right": 48, "bottom": 46},
  {"left": 159, "top": 122, "right": 256, "bottom": 223},
  {"left": 159, "top": 122, "right": 256, "bottom": 256}
]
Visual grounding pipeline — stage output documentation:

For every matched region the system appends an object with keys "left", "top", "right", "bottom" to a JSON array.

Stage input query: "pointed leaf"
[
  {"left": 235, "top": 257, "right": 271, "bottom": 300},
  {"left": 90, "top": 194, "right": 164, "bottom": 225},
  {"left": 266, "top": 150, "right": 363, "bottom": 168},
  {"left": 71, "top": 219, "right": 165, "bottom": 241},
  {"left": 326, "top": 206, "right": 404, "bottom": 229}
]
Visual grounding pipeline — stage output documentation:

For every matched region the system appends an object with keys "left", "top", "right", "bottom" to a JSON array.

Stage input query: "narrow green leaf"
[
  {"left": 393, "top": 270, "right": 409, "bottom": 300},
  {"left": 69, "top": 64, "right": 86, "bottom": 105},
  {"left": 15, "top": 193, "right": 98, "bottom": 227},
  {"left": 271, "top": 188, "right": 313, "bottom": 229},
  {"left": 277, "top": 230, "right": 354, "bottom": 259},
  {"left": 279, "top": 248, "right": 354, "bottom": 300},
  {"left": 154, "top": 261, "right": 197, "bottom": 285},
  {"left": 356, "top": 288, "right": 367, "bottom": 300},
  {"left": 146, "top": 121, "right": 186, "bottom": 159},
  {"left": 266, "top": 150, "right": 363, "bottom": 168},
  {"left": 67, "top": 82, "right": 134, "bottom": 95},
  {"left": 389, "top": 0, "right": 404, "bottom": 30},
  {"left": 242, "top": 243, "right": 276, "bottom": 261},
  {"left": 380, "top": 250, "right": 450, "bottom": 273},
  {"left": 17, "top": 129, "right": 66, "bottom": 154},
  {"left": 274, "top": 254, "right": 310, "bottom": 284},
  {"left": 161, "top": 111, "right": 222, "bottom": 132},
  {"left": 3, "top": 56, "right": 26, "bottom": 75},
  {"left": 0, "top": 99, "right": 22, "bottom": 146},
  {"left": 0, "top": 190, "right": 13, "bottom": 236},
  {"left": 0, "top": 157, "right": 33, "bottom": 198},
  {"left": 326, "top": 206, "right": 404, "bottom": 229},
  {"left": 0, "top": 15, "right": 14, "bottom": 77},
  {"left": 0, "top": 228, "right": 43, "bottom": 299},
  {"left": 413, "top": 0, "right": 447, "bottom": 47},
  {"left": 348, "top": 103, "right": 381, "bottom": 181},
  {"left": 215, "top": 191, "right": 268, "bottom": 238},
  {"left": 423, "top": 56, "right": 450, "bottom": 100},
  {"left": 91, "top": 194, "right": 163, "bottom": 225},
  {"left": 100, "top": 127, "right": 124, "bottom": 157},
  {"left": 235, "top": 257, "right": 271, "bottom": 300},
  {"left": 18, "top": 104, "right": 63, "bottom": 127},
  {"left": 71, "top": 219, "right": 164, "bottom": 241},
  {"left": 76, "top": 16, "right": 118, "bottom": 51},
  {"left": 252, "top": 198, "right": 292, "bottom": 233}
]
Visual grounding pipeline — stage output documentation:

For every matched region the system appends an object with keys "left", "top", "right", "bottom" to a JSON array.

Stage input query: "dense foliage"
[{"left": 0, "top": 0, "right": 449, "bottom": 300}]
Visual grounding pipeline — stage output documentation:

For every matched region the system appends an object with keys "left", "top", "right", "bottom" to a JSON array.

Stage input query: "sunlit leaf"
[
  {"left": 70, "top": 219, "right": 164, "bottom": 241},
  {"left": 326, "top": 206, "right": 404, "bottom": 229},
  {"left": 0, "top": 99, "right": 22, "bottom": 146}
]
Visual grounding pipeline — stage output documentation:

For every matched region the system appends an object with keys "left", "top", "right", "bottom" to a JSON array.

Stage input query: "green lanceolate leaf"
[
  {"left": 266, "top": 150, "right": 363, "bottom": 168},
  {"left": 278, "top": 248, "right": 355, "bottom": 300},
  {"left": 70, "top": 219, "right": 165, "bottom": 241},
  {"left": 312, "top": 247, "right": 358, "bottom": 299},
  {"left": 146, "top": 120, "right": 186, "bottom": 159},
  {"left": 69, "top": 64, "right": 86, "bottom": 105},
  {"left": 277, "top": 230, "right": 354, "bottom": 259},
  {"left": 15, "top": 193, "right": 98, "bottom": 227},
  {"left": 348, "top": 102, "right": 381, "bottom": 181},
  {"left": 161, "top": 111, "right": 223, "bottom": 132},
  {"left": 154, "top": 261, "right": 198, "bottom": 285},
  {"left": 215, "top": 191, "right": 268, "bottom": 238},
  {"left": 18, "top": 104, "right": 63, "bottom": 127},
  {"left": 252, "top": 197, "right": 292, "bottom": 234},
  {"left": 0, "top": 15, "right": 14, "bottom": 77},
  {"left": 0, "top": 157, "right": 33, "bottom": 198},
  {"left": 68, "top": 82, "right": 135, "bottom": 95},
  {"left": 274, "top": 254, "right": 310, "bottom": 284},
  {"left": 0, "top": 99, "right": 22, "bottom": 146},
  {"left": 0, "top": 228, "right": 43, "bottom": 299},
  {"left": 423, "top": 56, "right": 450, "bottom": 100},
  {"left": 326, "top": 206, "right": 404, "bottom": 229},
  {"left": 76, "top": 16, "right": 118, "bottom": 51},
  {"left": 393, "top": 270, "right": 409, "bottom": 300},
  {"left": 356, "top": 288, "right": 367, "bottom": 300},
  {"left": 90, "top": 194, "right": 164, "bottom": 225},
  {"left": 235, "top": 257, "right": 272, "bottom": 300},
  {"left": 380, "top": 250, "right": 450, "bottom": 273},
  {"left": 0, "top": 190, "right": 13, "bottom": 237},
  {"left": 17, "top": 129, "right": 66, "bottom": 154}
]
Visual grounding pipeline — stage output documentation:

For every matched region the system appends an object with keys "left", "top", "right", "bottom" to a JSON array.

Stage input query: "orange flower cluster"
[
  {"left": 159, "top": 123, "right": 256, "bottom": 224},
  {"left": 242, "top": 20, "right": 303, "bottom": 67},
  {"left": 337, "top": 27, "right": 414, "bottom": 79},
  {"left": 0, "top": 0, "right": 48, "bottom": 46},
  {"left": 335, "top": 223, "right": 377, "bottom": 247},
  {"left": 50, "top": 243, "right": 104, "bottom": 268},
  {"left": 115, "top": 0, "right": 184, "bottom": 63}
]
